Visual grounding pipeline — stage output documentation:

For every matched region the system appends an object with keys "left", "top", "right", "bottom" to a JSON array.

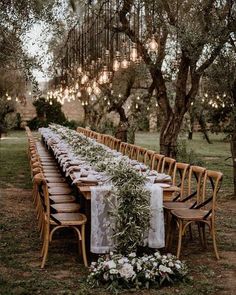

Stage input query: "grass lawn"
[{"left": 0, "top": 130, "right": 235, "bottom": 295}]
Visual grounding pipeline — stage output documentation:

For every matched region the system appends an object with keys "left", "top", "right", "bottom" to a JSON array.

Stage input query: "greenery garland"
[{"left": 49, "top": 124, "right": 150, "bottom": 254}]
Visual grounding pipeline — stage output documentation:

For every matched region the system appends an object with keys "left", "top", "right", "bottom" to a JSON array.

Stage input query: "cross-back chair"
[
  {"left": 170, "top": 170, "right": 223, "bottom": 259},
  {"left": 38, "top": 179, "right": 88, "bottom": 268},
  {"left": 151, "top": 153, "right": 165, "bottom": 172},
  {"left": 161, "top": 157, "right": 176, "bottom": 176}
]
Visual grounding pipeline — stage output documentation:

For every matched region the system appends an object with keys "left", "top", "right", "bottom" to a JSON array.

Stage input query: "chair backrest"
[
  {"left": 151, "top": 153, "right": 165, "bottom": 172},
  {"left": 187, "top": 165, "right": 206, "bottom": 203},
  {"left": 136, "top": 147, "right": 147, "bottom": 163},
  {"left": 130, "top": 145, "right": 143, "bottom": 161},
  {"left": 125, "top": 143, "right": 135, "bottom": 158},
  {"left": 172, "top": 162, "right": 190, "bottom": 198},
  {"left": 119, "top": 142, "right": 128, "bottom": 155},
  {"left": 196, "top": 170, "right": 223, "bottom": 219},
  {"left": 144, "top": 150, "right": 155, "bottom": 167},
  {"left": 161, "top": 157, "right": 176, "bottom": 176}
]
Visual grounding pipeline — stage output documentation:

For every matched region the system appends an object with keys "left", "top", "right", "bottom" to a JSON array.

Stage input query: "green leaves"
[{"left": 51, "top": 124, "right": 151, "bottom": 254}]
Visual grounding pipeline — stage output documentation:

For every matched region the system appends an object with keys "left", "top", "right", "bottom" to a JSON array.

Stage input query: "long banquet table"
[{"left": 39, "top": 127, "right": 180, "bottom": 255}]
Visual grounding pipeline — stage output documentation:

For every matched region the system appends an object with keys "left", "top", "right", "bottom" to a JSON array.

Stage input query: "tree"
[
  {"left": 111, "top": 0, "right": 236, "bottom": 157},
  {"left": 199, "top": 42, "right": 236, "bottom": 196}
]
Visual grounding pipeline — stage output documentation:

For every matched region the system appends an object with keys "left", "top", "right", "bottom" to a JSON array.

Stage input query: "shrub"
[{"left": 176, "top": 139, "right": 203, "bottom": 166}]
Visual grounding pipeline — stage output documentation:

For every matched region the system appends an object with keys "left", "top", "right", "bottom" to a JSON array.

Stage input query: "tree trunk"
[
  {"left": 198, "top": 112, "right": 212, "bottom": 144},
  {"left": 115, "top": 120, "right": 129, "bottom": 142},
  {"left": 231, "top": 136, "right": 236, "bottom": 197},
  {"left": 114, "top": 106, "right": 129, "bottom": 142},
  {"left": 188, "top": 111, "right": 195, "bottom": 140},
  {"left": 159, "top": 113, "right": 185, "bottom": 158}
]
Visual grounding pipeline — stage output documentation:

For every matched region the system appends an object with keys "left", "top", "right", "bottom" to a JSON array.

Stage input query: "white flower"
[
  {"left": 118, "top": 257, "right": 128, "bottom": 264},
  {"left": 136, "top": 263, "right": 142, "bottom": 271},
  {"left": 154, "top": 252, "right": 161, "bottom": 259},
  {"left": 104, "top": 260, "right": 116, "bottom": 269},
  {"left": 128, "top": 252, "right": 136, "bottom": 258},
  {"left": 119, "top": 263, "right": 136, "bottom": 279},
  {"left": 142, "top": 257, "right": 149, "bottom": 262},
  {"left": 159, "top": 265, "right": 173, "bottom": 274},
  {"left": 103, "top": 272, "right": 109, "bottom": 281},
  {"left": 168, "top": 262, "right": 174, "bottom": 267},
  {"left": 110, "top": 269, "right": 119, "bottom": 274},
  {"left": 153, "top": 262, "right": 158, "bottom": 267},
  {"left": 175, "top": 263, "right": 181, "bottom": 269}
]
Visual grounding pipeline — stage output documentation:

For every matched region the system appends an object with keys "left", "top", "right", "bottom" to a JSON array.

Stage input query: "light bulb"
[
  {"left": 77, "top": 91, "right": 81, "bottom": 98},
  {"left": 81, "top": 73, "right": 89, "bottom": 84},
  {"left": 121, "top": 56, "right": 129, "bottom": 69},
  {"left": 113, "top": 59, "right": 120, "bottom": 71},
  {"left": 87, "top": 86, "right": 92, "bottom": 95},
  {"left": 94, "top": 86, "right": 101, "bottom": 96},
  {"left": 146, "top": 35, "right": 158, "bottom": 53},
  {"left": 130, "top": 44, "right": 138, "bottom": 62},
  {"left": 7, "top": 96, "right": 11, "bottom": 101}
]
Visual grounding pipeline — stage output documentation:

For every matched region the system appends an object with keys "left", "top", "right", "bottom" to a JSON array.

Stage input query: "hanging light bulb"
[
  {"left": 94, "top": 86, "right": 101, "bottom": 96},
  {"left": 91, "top": 94, "right": 97, "bottom": 101},
  {"left": 77, "top": 66, "right": 82, "bottom": 74},
  {"left": 75, "top": 82, "right": 79, "bottom": 90},
  {"left": 130, "top": 44, "right": 138, "bottom": 62},
  {"left": 121, "top": 55, "right": 129, "bottom": 69},
  {"left": 113, "top": 51, "right": 121, "bottom": 71},
  {"left": 77, "top": 91, "right": 82, "bottom": 98},
  {"left": 49, "top": 101, "right": 53, "bottom": 105},
  {"left": 113, "top": 59, "right": 120, "bottom": 71},
  {"left": 7, "top": 95, "right": 11, "bottom": 101},
  {"left": 146, "top": 35, "right": 158, "bottom": 54},
  {"left": 81, "top": 73, "right": 89, "bottom": 84},
  {"left": 98, "top": 66, "right": 110, "bottom": 84},
  {"left": 135, "top": 103, "right": 139, "bottom": 109},
  {"left": 87, "top": 85, "right": 93, "bottom": 95}
]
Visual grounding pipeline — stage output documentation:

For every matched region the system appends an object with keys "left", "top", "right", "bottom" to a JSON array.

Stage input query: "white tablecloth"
[{"left": 90, "top": 183, "right": 164, "bottom": 254}]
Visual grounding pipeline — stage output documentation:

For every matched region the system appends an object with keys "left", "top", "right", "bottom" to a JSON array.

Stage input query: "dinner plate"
[{"left": 158, "top": 183, "right": 171, "bottom": 188}]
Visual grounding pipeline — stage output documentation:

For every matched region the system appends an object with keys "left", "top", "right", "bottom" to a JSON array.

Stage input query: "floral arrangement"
[
  {"left": 48, "top": 124, "right": 150, "bottom": 254},
  {"left": 87, "top": 251, "right": 188, "bottom": 292}
]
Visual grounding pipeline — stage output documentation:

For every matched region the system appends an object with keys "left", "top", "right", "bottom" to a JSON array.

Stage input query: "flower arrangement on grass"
[{"left": 87, "top": 251, "right": 188, "bottom": 293}]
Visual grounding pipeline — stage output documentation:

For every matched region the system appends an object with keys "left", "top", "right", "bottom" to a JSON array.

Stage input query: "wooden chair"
[
  {"left": 151, "top": 153, "right": 165, "bottom": 172},
  {"left": 161, "top": 157, "right": 176, "bottom": 176},
  {"left": 144, "top": 150, "right": 155, "bottom": 167},
  {"left": 164, "top": 166, "right": 206, "bottom": 248},
  {"left": 137, "top": 147, "right": 147, "bottom": 164},
  {"left": 164, "top": 165, "right": 206, "bottom": 209},
  {"left": 125, "top": 143, "right": 135, "bottom": 158},
  {"left": 111, "top": 137, "right": 121, "bottom": 151},
  {"left": 119, "top": 142, "right": 128, "bottom": 155},
  {"left": 131, "top": 145, "right": 140, "bottom": 161},
  {"left": 39, "top": 179, "right": 88, "bottom": 268},
  {"left": 170, "top": 170, "right": 223, "bottom": 259}
]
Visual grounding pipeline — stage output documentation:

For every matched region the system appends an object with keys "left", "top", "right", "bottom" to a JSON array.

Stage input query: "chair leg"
[
  {"left": 198, "top": 223, "right": 204, "bottom": 248},
  {"left": 168, "top": 216, "right": 176, "bottom": 251},
  {"left": 81, "top": 224, "right": 88, "bottom": 267},
  {"left": 176, "top": 220, "right": 183, "bottom": 259},
  {"left": 211, "top": 223, "right": 220, "bottom": 260},
  {"left": 41, "top": 238, "right": 49, "bottom": 268},
  {"left": 165, "top": 211, "right": 171, "bottom": 250},
  {"left": 202, "top": 223, "right": 207, "bottom": 249},
  {"left": 188, "top": 224, "right": 193, "bottom": 240}
]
